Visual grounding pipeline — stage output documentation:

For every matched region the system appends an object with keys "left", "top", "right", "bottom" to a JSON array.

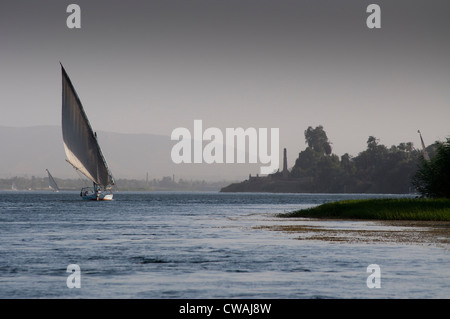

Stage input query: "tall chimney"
[{"left": 283, "top": 148, "right": 288, "bottom": 178}]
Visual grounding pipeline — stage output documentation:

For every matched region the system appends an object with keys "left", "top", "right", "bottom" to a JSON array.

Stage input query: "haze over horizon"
[{"left": 1, "top": 1, "right": 449, "bottom": 179}]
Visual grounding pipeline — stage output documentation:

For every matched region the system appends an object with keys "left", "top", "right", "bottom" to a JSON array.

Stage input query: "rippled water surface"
[{"left": 0, "top": 191, "right": 448, "bottom": 298}]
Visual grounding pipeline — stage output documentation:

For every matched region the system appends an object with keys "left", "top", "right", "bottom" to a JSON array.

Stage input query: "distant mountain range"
[{"left": 0, "top": 126, "right": 261, "bottom": 182}]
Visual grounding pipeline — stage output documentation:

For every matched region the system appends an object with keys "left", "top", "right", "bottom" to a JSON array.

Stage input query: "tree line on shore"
[
  {"left": 3, "top": 125, "right": 448, "bottom": 197},
  {"left": 412, "top": 137, "right": 450, "bottom": 198},
  {"left": 282, "top": 126, "right": 445, "bottom": 195}
]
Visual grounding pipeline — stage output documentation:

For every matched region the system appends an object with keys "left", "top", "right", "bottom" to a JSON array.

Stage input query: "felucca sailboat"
[
  {"left": 60, "top": 63, "right": 115, "bottom": 200},
  {"left": 46, "top": 169, "right": 60, "bottom": 192}
]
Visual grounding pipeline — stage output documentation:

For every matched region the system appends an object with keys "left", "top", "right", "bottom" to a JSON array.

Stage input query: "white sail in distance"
[{"left": 61, "top": 64, "right": 115, "bottom": 188}]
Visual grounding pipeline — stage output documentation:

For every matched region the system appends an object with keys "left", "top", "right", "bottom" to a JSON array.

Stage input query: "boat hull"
[
  {"left": 81, "top": 187, "right": 113, "bottom": 201},
  {"left": 82, "top": 193, "right": 113, "bottom": 201}
]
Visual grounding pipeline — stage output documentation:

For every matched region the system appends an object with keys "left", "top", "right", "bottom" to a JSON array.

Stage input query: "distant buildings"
[{"left": 248, "top": 147, "right": 289, "bottom": 181}]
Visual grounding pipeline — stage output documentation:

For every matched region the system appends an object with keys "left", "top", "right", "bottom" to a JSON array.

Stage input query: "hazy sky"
[{"left": 1, "top": 0, "right": 449, "bottom": 164}]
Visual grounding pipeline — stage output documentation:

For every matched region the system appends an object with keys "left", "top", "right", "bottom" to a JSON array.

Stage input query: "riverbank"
[{"left": 279, "top": 198, "right": 450, "bottom": 221}]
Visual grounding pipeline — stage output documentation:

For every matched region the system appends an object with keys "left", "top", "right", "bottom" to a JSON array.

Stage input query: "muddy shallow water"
[{"left": 256, "top": 219, "right": 450, "bottom": 247}]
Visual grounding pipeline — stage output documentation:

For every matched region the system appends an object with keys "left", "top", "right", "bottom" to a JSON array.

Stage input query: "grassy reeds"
[{"left": 280, "top": 198, "right": 450, "bottom": 221}]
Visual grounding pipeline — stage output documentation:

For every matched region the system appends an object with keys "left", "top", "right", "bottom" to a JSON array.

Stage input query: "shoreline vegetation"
[
  {"left": 279, "top": 198, "right": 450, "bottom": 221},
  {"left": 221, "top": 125, "right": 435, "bottom": 194}
]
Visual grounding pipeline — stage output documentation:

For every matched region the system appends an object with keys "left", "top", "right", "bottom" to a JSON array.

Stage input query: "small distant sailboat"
[
  {"left": 46, "top": 169, "right": 60, "bottom": 192},
  {"left": 60, "top": 63, "right": 115, "bottom": 200},
  {"left": 11, "top": 182, "right": 18, "bottom": 191}
]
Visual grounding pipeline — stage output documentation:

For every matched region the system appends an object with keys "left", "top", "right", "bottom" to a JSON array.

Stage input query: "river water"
[{"left": 0, "top": 191, "right": 448, "bottom": 299}]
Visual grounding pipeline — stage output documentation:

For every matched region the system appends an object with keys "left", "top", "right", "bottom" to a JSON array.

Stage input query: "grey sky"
[{"left": 1, "top": 0, "right": 449, "bottom": 168}]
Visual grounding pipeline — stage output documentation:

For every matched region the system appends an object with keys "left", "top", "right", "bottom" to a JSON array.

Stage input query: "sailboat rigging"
[{"left": 60, "top": 63, "right": 115, "bottom": 200}]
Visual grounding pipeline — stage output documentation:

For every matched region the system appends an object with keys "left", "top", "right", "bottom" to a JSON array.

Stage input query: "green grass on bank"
[{"left": 280, "top": 198, "right": 450, "bottom": 221}]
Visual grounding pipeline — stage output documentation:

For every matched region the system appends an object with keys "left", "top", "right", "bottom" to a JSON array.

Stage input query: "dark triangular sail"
[
  {"left": 46, "top": 169, "right": 60, "bottom": 191},
  {"left": 61, "top": 64, "right": 114, "bottom": 188}
]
